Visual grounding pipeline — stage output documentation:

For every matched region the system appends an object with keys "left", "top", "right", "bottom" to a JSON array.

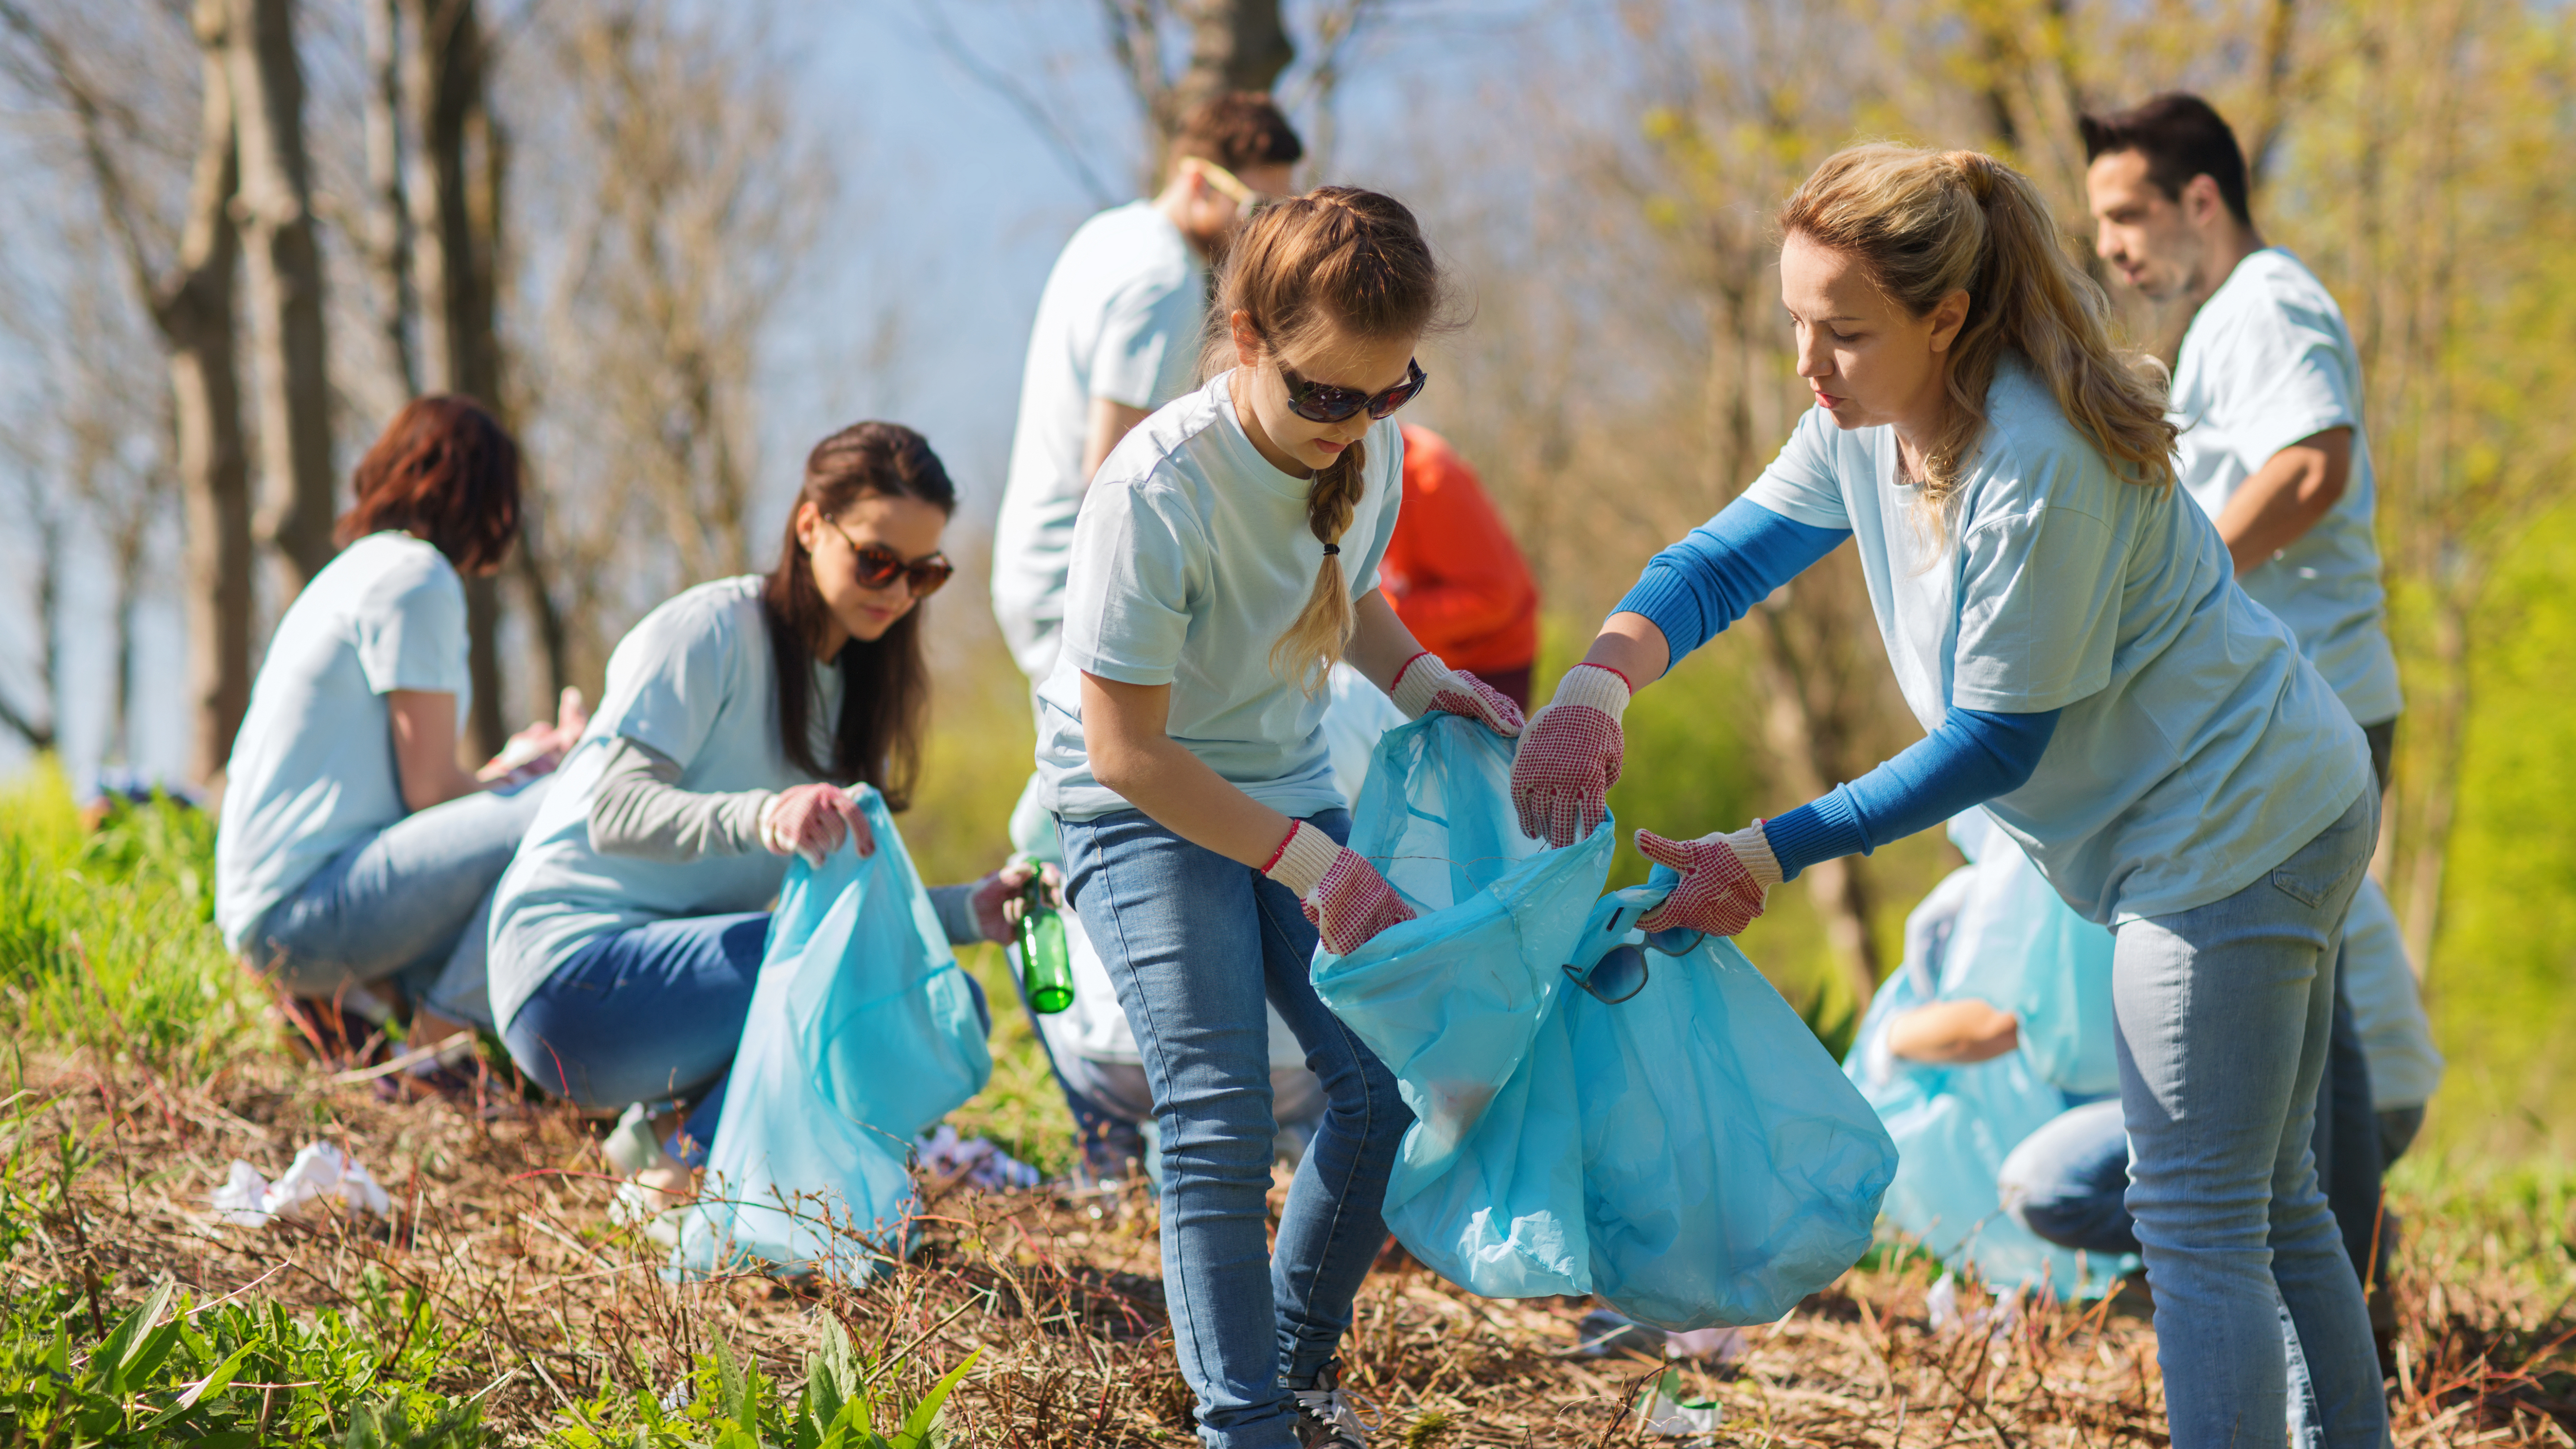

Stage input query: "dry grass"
[{"left": 6, "top": 1036, "right": 2572, "bottom": 1448}]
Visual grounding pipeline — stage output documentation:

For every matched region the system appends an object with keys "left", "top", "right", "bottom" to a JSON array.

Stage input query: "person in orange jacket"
[{"left": 1382, "top": 425, "right": 1541, "bottom": 709}]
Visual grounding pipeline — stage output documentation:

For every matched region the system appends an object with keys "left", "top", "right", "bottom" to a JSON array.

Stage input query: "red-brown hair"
[{"left": 335, "top": 395, "right": 522, "bottom": 572}]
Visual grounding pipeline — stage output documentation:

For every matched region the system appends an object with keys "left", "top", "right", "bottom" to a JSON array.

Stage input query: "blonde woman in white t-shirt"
[{"left": 1034, "top": 189, "right": 1521, "bottom": 1449}]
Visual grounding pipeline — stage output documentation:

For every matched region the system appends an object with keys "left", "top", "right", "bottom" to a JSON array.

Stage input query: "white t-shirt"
[
  {"left": 486, "top": 577, "right": 838, "bottom": 1028},
  {"left": 992, "top": 201, "right": 1209, "bottom": 681},
  {"left": 1035, "top": 371, "right": 1404, "bottom": 822},
  {"left": 215, "top": 532, "right": 470, "bottom": 952},
  {"left": 1742, "top": 358, "right": 2367, "bottom": 924},
  {"left": 2172, "top": 248, "right": 2402, "bottom": 725}
]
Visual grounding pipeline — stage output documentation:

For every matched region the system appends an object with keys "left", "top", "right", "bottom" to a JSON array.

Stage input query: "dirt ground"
[{"left": 10, "top": 1046, "right": 2571, "bottom": 1447}]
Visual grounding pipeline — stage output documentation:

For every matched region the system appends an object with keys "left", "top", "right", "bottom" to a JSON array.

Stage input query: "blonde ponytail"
[
  {"left": 1210, "top": 186, "right": 1454, "bottom": 694},
  {"left": 1268, "top": 442, "right": 1369, "bottom": 694},
  {"left": 1779, "top": 144, "right": 2178, "bottom": 521}
]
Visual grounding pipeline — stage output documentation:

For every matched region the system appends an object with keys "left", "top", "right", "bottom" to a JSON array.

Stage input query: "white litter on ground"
[
  {"left": 1925, "top": 1272, "right": 2022, "bottom": 1340},
  {"left": 914, "top": 1125, "right": 1040, "bottom": 1191},
  {"left": 208, "top": 1141, "right": 392, "bottom": 1226},
  {"left": 1663, "top": 1325, "right": 1751, "bottom": 1362},
  {"left": 1636, "top": 1368, "right": 1725, "bottom": 1435}
]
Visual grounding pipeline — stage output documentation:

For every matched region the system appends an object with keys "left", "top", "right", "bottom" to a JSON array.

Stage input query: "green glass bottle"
[{"left": 1016, "top": 875, "right": 1074, "bottom": 1014}]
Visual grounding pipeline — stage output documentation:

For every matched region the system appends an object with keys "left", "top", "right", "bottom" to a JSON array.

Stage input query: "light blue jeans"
[
  {"left": 250, "top": 778, "right": 552, "bottom": 1029},
  {"left": 2113, "top": 788, "right": 2387, "bottom": 1449},
  {"left": 1059, "top": 807, "right": 1411, "bottom": 1449}
]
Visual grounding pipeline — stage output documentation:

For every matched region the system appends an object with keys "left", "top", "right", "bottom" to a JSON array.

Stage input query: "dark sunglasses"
[
  {"left": 1561, "top": 893, "right": 1705, "bottom": 1006},
  {"left": 825, "top": 518, "right": 953, "bottom": 597},
  {"left": 1279, "top": 358, "right": 1428, "bottom": 424}
]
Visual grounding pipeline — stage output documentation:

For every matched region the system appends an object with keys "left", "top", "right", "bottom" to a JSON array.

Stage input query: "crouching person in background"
[
  {"left": 485, "top": 421, "right": 1029, "bottom": 1214},
  {"left": 215, "top": 396, "right": 582, "bottom": 1083}
]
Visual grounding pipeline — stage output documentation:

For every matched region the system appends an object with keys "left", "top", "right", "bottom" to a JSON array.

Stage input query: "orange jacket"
[{"left": 1381, "top": 425, "right": 1539, "bottom": 675}]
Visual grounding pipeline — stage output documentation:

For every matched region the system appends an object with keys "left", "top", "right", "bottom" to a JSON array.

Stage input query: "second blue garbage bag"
[
  {"left": 675, "top": 784, "right": 992, "bottom": 1281},
  {"left": 1310, "top": 716, "right": 1898, "bottom": 1330}
]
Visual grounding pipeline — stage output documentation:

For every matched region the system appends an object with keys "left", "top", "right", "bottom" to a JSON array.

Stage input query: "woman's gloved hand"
[
  {"left": 759, "top": 783, "right": 874, "bottom": 866},
  {"left": 1263, "top": 820, "right": 1416, "bottom": 956},
  {"left": 1389, "top": 650, "right": 1525, "bottom": 737},
  {"left": 1509, "top": 664, "right": 1631, "bottom": 846},
  {"left": 1634, "top": 822, "right": 1782, "bottom": 937}
]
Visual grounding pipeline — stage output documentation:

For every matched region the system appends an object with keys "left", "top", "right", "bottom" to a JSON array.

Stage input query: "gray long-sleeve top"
[{"left": 586, "top": 736, "right": 985, "bottom": 946}]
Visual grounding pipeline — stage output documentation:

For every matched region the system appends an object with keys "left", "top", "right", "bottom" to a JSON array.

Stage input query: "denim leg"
[
  {"left": 255, "top": 778, "right": 552, "bottom": 995},
  {"left": 1061, "top": 808, "right": 1401, "bottom": 1449},
  {"left": 1252, "top": 852, "right": 1411, "bottom": 1389},
  {"left": 2317, "top": 973, "right": 2388, "bottom": 1287},
  {"left": 1997, "top": 1100, "right": 2140, "bottom": 1254},
  {"left": 500, "top": 911, "right": 770, "bottom": 1112},
  {"left": 2113, "top": 790, "right": 2385, "bottom": 1449}
]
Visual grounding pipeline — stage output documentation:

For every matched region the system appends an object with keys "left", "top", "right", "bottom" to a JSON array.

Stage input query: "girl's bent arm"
[
  {"left": 388, "top": 690, "right": 489, "bottom": 811},
  {"left": 1081, "top": 672, "right": 1300, "bottom": 866},
  {"left": 1343, "top": 590, "right": 1432, "bottom": 694}
]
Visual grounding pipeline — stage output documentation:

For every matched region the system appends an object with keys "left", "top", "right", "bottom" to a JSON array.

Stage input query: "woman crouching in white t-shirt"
[
  {"left": 1513, "top": 146, "right": 2383, "bottom": 1449},
  {"left": 487, "top": 422, "right": 1032, "bottom": 1207},
  {"left": 214, "top": 396, "right": 583, "bottom": 1074},
  {"left": 1035, "top": 188, "right": 1522, "bottom": 1449}
]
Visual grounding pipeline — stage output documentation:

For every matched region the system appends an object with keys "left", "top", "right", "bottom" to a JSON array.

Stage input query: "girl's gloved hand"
[
  {"left": 1390, "top": 650, "right": 1525, "bottom": 738},
  {"left": 1634, "top": 821, "right": 1782, "bottom": 937},
  {"left": 1263, "top": 820, "right": 1416, "bottom": 956},
  {"left": 759, "top": 783, "right": 874, "bottom": 866},
  {"left": 1509, "top": 664, "right": 1631, "bottom": 847}
]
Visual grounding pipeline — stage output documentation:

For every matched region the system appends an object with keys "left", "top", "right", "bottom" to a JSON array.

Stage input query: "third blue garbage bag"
[
  {"left": 676, "top": 784, "right": 991, "bottom": 1281},
  {"left": 1310, "top": 716, "right": 1898, "bottom": 1329}
]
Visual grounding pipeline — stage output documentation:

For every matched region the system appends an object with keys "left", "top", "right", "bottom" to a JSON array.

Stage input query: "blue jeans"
[
  {"left": 1059, "top": 807, "right": 1410, "bottom": 1449},
  {"left": 503, "top": 911, "right": 992, "bottom": 1144},
  {"left": 2111, "top": 788, "right": 2386, "bottom": 1449},
  {"left": 250, "top": 778, "right": 552, "bottom": 1029},
  {"left": 2000, "top": 988, "right": 2389, "bottom": 1279},
  {"left": 503, "top": 912, "right": 773, "bottom": 1113}
]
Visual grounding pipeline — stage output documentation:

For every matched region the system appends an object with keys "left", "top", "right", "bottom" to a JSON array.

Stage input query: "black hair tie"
[{"left": 1321, "top": 543, "right": 1341, "bottom": 556}]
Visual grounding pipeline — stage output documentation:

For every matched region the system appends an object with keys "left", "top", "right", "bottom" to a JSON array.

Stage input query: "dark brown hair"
[
  {"left": 1170, "top": 91, "right": 1304, "bottom": 177},
  {"left": 761, "top": 421, "right": 956, "bottom": 806},
  {"left": 335, "top": 395, "right": 521, "bottom": 572},
  {"left": 1203, "top": 186, "right": 1450, "bottom": 693},
  {"left": 2078, "top": 92, "right": 2254, "bottom": 229}
]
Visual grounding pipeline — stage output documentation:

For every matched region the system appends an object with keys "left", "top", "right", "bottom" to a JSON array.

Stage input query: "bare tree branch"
[{"left": 914, "top": 0, "right": 1118, "bottom": 208}]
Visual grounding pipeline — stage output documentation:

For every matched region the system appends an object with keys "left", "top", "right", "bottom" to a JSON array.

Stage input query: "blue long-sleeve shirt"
[{"left": 1614, "top": 498, "right": 2060, "bottom": 879}]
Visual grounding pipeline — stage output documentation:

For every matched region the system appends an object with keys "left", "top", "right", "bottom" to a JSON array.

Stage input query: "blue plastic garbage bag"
[
  {"left": 1311, "top": 716, "right": 1899, "bottom": 1328},
  {"left": 675, "top": 785, "right": 992, "bottom": 1280}
]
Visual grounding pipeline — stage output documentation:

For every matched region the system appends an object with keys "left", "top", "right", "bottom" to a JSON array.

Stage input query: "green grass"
[{"left": 0, "top": 766, "right": 270, "bottom": 1076}]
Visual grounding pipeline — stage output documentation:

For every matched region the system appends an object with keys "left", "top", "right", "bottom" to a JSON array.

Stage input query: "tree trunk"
[
  {"left": 363, "top": 0, "right": 417, "bottom": 397},
  {"left": 1110, "top": 0, "right": 1295, "bottom": 168},
  {"left": 407, "top": 0, "right": 511, "bottom": 756},
  {"left": 173, "top": 4, "right": 254, "bottom": 789},
  {"left": 229, "top": 0, "right": 336, "bottom": 593}
]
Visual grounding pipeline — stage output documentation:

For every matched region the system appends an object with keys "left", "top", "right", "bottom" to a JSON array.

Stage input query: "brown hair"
[
  {"left": 1779, "top": 144, "right": 2178, "bottom": 515},
  {"left": 760, "top": 421, "right": 955, "bottom": 806},
  {"left": 1205, "top": 186, "right": 1450, "bottom": 694},
  {"left": 335, "top": 395, "right": 521, "bottom": 572},
  {"left": 2079, "top": 93, "right": 2254, "bottom": 229},
  {"left": 1170, "top": 91, "right": 1303, "bottom": 178}
]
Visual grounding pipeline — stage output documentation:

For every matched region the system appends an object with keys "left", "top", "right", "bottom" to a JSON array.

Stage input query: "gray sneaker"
[{"left": 1291, "top": 1361, "right": 1369, "bottom": 1449}]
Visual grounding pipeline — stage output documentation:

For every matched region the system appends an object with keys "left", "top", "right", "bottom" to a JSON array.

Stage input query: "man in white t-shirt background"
[
  {"left": 992, "top": 93, "right": 1305, "bottom": 1188},
  {"left": 991, "top": 93, "right": 1304, "bottom": 690},
  {"left": 2081, "top": 92, "right": 2420, "bottom": 1336}
]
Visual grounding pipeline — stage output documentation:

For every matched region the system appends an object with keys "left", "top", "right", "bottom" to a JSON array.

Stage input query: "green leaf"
[{"left": 889, "top": 1348, "right": 979, "bottom": 1449}]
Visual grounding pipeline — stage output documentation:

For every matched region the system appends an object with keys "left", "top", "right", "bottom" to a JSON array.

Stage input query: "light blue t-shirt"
[
  {"left": 2172, "top": 248, "right": 2402, "bottom": 726},
  {"left": 1034, "top": 371, "right": 1403, "bottom": 822},
  {"left": 992, "top": 200, "right": 1209, "bottom": 679},
  {"left": 1741, "top": 359, "right": 2367, "bottom": 924},
  {"left": 215, "top": 532, "right": 470, "bottom": 953},
  {"left": 486, "top": 576, "right": 838, "bottom": 1028}
]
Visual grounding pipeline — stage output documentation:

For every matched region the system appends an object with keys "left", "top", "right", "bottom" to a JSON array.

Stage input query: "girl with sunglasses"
[
  {"left": 1035, "top": 187, "right": 1519, "bottom": 1448},
  {"left": 1513, "top": 145, "right": 2382, "bottom": 1449},
  {"left": 488, "top": 422, "right": 1033, "bottom": 1210}
]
